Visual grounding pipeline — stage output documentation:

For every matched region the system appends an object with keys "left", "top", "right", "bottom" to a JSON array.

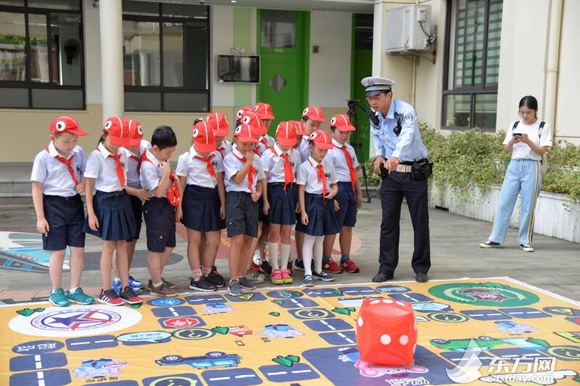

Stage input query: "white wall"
[
  {"left": 83, "top": 0, "right": 102, "bottom": 104},
  {"left": 308, "top": 11, "right": 352, "bottom": 107},
  {"left": 211, "top": 6, "right": 235, "bottom": 108}
]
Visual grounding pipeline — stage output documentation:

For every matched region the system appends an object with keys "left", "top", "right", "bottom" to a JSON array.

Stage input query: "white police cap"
[{"left": 361, "top": 76, "right": 395, "bottom": 96}]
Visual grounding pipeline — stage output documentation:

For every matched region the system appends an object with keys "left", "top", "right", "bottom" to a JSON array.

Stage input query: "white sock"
[
  {"left": 268, "top": 242, "right": 280, "bottom": 270},
  {"left": 302, "top": 234, "right": 316, "bottom": 276},
  {"left": 313, "top": 236, "right": 324, "bottom": 273},
  {"left": 280, "top": 244, "right": 291, "bottom": 271}
]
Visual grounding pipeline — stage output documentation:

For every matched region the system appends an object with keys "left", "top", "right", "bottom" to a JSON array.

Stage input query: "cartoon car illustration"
[
  {"left": 155, "top": 351, "right": 241, "bottom": 369},
  {"left": 430, "top": 336, "right": 550, "bottom": 352},
  {"left": 73, "top": 358, "right": 127, "bottom": 379}
]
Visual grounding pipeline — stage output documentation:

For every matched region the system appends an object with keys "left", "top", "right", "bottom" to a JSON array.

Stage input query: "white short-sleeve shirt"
[
  {"left": 326, "top": 138, "right": 360, "bottom": 183},
  {"left": 30, "top": 142, "right": 86, "bottom": 197},
  {"left": 261, "top": 144, "right": 301, "bottom": 183},
  {"left": 296, "top": 156, "right": 337, "bottom": 194},
  {"left": 224, "top": 146, "right": 264, "bottom": 193},
  {"left": 503, "top": 120, "right": 552, "bottom": 161},
  {"left": 176, "top": 146, "right": 223, "bottom": 188},
  {"left": 85, "top": 143, "right": 127, "bottom": 192}
]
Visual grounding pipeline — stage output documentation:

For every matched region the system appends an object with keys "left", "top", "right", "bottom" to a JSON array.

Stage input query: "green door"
[{"left": 258, "top": 10, "right": 309, "bottom": 135}]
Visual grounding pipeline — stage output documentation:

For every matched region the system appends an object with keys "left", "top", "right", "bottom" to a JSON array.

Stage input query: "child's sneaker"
[
  {"left": 111, "top": 278, "right": 122, "bottom": 294},
  {"left": 271, "top": 269, "right": 284, "bottom": 285},
  {"left": 228, "top": 279, "right": 242, "bottom": 296},
  {"left": 120, "top": 286, "right": 143, "bottom": 304},
  {"left": 245, "top": 269, "right": 265, "bottom": 284},
  {"left": 293, "top": 259, "right": 305, "bottom": 271},
  {"left": 161, "top": 277, "right": 176, "bottom": 289},
  {"left": 207, "top": 266, "right": 225, "bottom": 288},
  {"left": 128, "top": 275, "right": 144, "bottom": 289},
  {"left": 98, "top": 289, "right": 124, "bottom": 306},
  {"left": 313, "top": 270, "right": 335, "bottom": 282},
  {"left": 239, "top": 276, "right": 257, "bottom": 290},
  {"left": 341, "top": 258, "right": 360, "bottom": 273},
  {"left": 287, "top": 260, "right": 293, "bottom": 276},
  {"left": 259, "top": 260, "right": 272, "bottom": 275},
  {"left": 49, "top": 288, "right": 69, "bottom": 307},
  {"left": 323, "top": 259, "right": 343, "bottom": 274},
  {"left": 189, "top": 275, "right": 217, "bottom": 292},
  {"left": 303, "top": 275, "right": 314, "bottom": 287},
  {"left": 281, "top": 269, "right": 293, "bottom": 284},
  {"left": 65, "top": 287, "right": 94, "bottom": 305},
  {"left": 150, "top": 282, "right": 177, "bottom": 297}
]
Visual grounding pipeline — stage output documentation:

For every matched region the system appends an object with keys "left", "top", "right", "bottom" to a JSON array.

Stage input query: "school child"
[
  {"left": 112, "top": 119, "right": 151, "bottom": 294},
  {"left": 295, "top": 129, "right": 339, "bottom": 287},
  {"left": 294, "top": 106, "right": 326, "bottom": 273},
  {"left": 139, "top": 126, "right": 179, "bottom": 297},
  {"left": 207, "top": 112, "right": 233, "bottom": 159},
  {"left": 84, "top": 117, "right": 141, "bottom": 306},
  {"left": 31, "top": 116, "right": 94, "bottom": 307},
  {"left": 223, "top": 123, "right": 264, "bottom": 295},
  {"left": 322, "top": 114, "right": 363, "bottom": 274},
  {"left": 261, "top": 122, "right": 301, "bottom": 285},
  {"left": 176, "top": 121, "right": 224, "bottom": 292},
  {"left": 254, "top": 102, "right": 276, "bottom": 149}
]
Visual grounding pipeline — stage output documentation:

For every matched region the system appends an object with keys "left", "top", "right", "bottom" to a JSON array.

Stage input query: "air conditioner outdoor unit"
[{"left": 385, "top": 5, "right": 431, "bottom": 53}]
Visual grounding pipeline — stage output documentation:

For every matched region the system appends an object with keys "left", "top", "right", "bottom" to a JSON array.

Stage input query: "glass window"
[
  {"left": 123, "top": 2, "right": 210, "bottom": 112},
  {"left": 443, "top": 0, "right": 502, "bottom": 130},
  {"left": 0, "top": 3, "right": 84, "bottom": 109},
  {"left": 261, "top": 10, "right": 296, "bottom": 49}
]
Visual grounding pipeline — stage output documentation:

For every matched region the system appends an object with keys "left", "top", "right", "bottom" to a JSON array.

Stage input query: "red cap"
[
  {"left": 103, "top": 117, "right": 131, "bottom": 147},
  {"left": 301, "top": 106, "right": 325, "bottom": 122},
  {"left": 308, "top": 129, "right": 333, "bottom": 150},
  {"left": 330, "top": 114, "right": 355, "bottom": 132},
  {"left": 234, "top": 123, "right": 258, "bottom": 143},
  {"left": 254, "top": 102, "right": 275, "bottom": 120},
  {"left": 290, "top": 120, "right": 307, "bottom": 136},
  {"left": 275, "top": 121, "right": 297, "bottom": 147},
  {"left": 50, "top": 116, "right": 88, "bottom": 136},
  {"left": 206, "top": 112, "right": 229, "bottom": 137},
  {"left": 192, "top": 121, "right": 217, "bottom": 153},
  {"left": 126, "top": 119, "right": 144, "bottom": 147},
  {"left": 239, "top": 111, "right": 267, "bottom": 136},
  {"left": 235, "top": 106, "right": 253, "bottom": 121}
]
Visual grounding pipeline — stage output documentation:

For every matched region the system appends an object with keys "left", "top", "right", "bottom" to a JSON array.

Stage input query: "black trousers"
[{"left": 378, "top": 171, "right": 431, "bottom": 275}]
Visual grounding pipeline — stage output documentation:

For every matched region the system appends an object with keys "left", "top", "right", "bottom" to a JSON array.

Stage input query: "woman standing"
[{"left": 480, "top": 95, "right": 552, "bottom": 252}]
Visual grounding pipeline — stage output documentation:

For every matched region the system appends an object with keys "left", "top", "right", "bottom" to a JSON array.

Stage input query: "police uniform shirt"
[
  {"left": 370, "top": 99, "right": 427, "bottom": 162},
  {"left": 122, "top": 140, "right": 150, "bottom": 189},
  {"left": 326, "top": 138, "right": 360, "bottom": 182},
  {"left": 261, "top": 144, "right": 301, "bottom": 183},
  {"left": 297, "top": 135, "right": 311, "bottom": 163},
  {"left": 223, "top": 146, "right": 264, "bottom": 193},
  {"left": 175, "top": 146, "right": 223, "bottom": 188},
  {"left": 31, "top": 142, "right": 86, "bottom": 197},
  {"left": 85, "top": 143, "right": 128, "bottom": 192},
  {"left": 296, "top": 157, "right": 338, "bottom": 194},
  {"left": 140, "top": 149, "right": 170, "bottom": 197},
  {"left": 504, "top": 120, "right": 552, "bottom": 161}
]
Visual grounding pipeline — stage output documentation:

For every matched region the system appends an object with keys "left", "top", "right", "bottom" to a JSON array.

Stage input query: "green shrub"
[{"left": 363, "top": 123, "right": 580, "bottom": 201}]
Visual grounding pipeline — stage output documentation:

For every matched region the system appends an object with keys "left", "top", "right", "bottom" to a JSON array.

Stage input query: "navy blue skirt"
[
  {"left": 181, "top": 184, "right": 224, "bottom": 232},
  {"left": 129, "top": 195, "right": 143, "bottom": 240},
  {"left": 84, "top": 190, "right": 137, "bottom": 241},
  {"left": 295, "top": 193, "right": 340, "bottom": 236},
  {"left": 268, "top": 183, "right": 298, "bottom": 225}
]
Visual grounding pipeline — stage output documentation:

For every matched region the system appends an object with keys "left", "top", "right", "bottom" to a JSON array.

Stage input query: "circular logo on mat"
[
  {"left": 428, "top": 282, "right": 539, "bottom": 307},
  {"left": 9, "top": 305, "right": 142, "bottom": 337}
]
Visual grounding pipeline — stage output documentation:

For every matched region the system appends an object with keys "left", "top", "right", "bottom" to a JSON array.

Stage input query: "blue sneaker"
[
  {"left": 313, "top": 270, "right": 335, "bottom": 282},
  {"left": 49, "top": 288, "right": 70, "bottom": 307},
  {"left": 303, "top": 275, "right": 314, "bottom": 287},
  {"left": 129, "top": 275, "right": 144, "bottom": 289},
  {"left": 65, "top": 287, "right": 95, "bottom": 305},
  {"left": 111, "top": 278, "right": 122, "bottom": 294}
]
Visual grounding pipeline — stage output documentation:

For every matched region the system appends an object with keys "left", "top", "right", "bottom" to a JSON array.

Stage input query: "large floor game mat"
[{"left": 1, "top": 277, "right": 579, "bottom": 386}]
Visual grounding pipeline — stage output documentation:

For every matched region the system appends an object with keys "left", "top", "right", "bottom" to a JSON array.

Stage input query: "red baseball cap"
[
  {"left": 126, "top": 119, "right": 144, "bottom": 147},
  {"left": 50, "top": 116, "right": 88, "bottom": 136},
  {"left": 254, "top": 102, "right": 275, "bottom": 120},
  {"left": 330, "top": 114, "right": 356, "bottom": 132},
  {"left": 275, "top": 121, "right": 297, "bottom": 147},
  {"left": 235, "top": 106, "right": 253, "bottom": 121},
  {"left": 206, "top": 112, "right": 230, "bottom": 137},
  {"left": 289, "top": 120, "right": 307, "bottom": 136},
  {"left": 301, "top": 106, "right": 325, "bottom": 122},
  {"left": 192, "top": 121, "right": 217, "bottom": 153},
  {"left": 309, "top": 129, "right": 333, "bottom": 150},
  {"left": 234, "top": 123, "right": 258, "bottom": 143},
  {"left": 103, "top": 116, "right": 131, "bottom": 147},
  {"left": 239, "top": 111, "right": 267, "bottom": 136}
]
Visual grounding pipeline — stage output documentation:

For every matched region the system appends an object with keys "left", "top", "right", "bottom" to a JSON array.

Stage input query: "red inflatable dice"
[{"left": 356, "top": 298, "right": 417, "bottom": 365}]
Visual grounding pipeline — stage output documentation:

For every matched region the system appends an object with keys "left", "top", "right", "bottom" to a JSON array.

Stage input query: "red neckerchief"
[
  {"left": 308, "top": 158, "right": 327, "bottom": 198},
  {"left": 270, "top": 145, "right": 294, "bottom": 192},
  {"left": 335, "top": 144, "right": 357, "bottom": 193},
  {"left": 232, "top": 152, "right": 255, "bottom": 192},
  {"left": 194, "top": 153, "right": 217, "bottom": 180},
  {"left": 46, "top": 146, "right": 79, "bottom": 186}
]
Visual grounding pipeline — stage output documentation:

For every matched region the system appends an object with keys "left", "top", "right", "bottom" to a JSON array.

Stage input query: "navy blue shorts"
[
  {"left": 267, "top": 183, "right": 298, "bottom": 225},
  {"left": 129, "top": 195, "right": 143, "bottom": 240},
  {"left": 143, "top": 197, "right": 176, "bottom": 252},
  {"left": 182, "top": 184, "right": 224, "bottom": 232},
  {"left": 226, "top": 191, "right": 259, "bottom": 238},
  {"left": 295, "top": 193, "right": 340, "bottom": 236},
  {"left": 42, "top": 194, "right": 85, "bottom": 251},
  {"left": 335, "top": 182, "right": 358, "bottom": 227},
  {"left": 84, "top": 190, "right": 137, "bottom": 241}
]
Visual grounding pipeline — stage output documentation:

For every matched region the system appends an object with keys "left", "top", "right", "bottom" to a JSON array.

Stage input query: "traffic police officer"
[{"left": 362, "top": 76, "right": 431, "bottom": 283}]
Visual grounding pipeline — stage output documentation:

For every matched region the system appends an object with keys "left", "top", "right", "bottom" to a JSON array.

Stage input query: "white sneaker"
[{"left": 520, "top": 244, "right": 535, "bottom": 252}]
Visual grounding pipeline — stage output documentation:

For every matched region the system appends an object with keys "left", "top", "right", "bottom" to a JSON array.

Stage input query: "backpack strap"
[
  {"left": 539, "top": 121, "right": 545, "bottom": 139},
  {"left": 511, "top": 121, "right": 520, "bottom": 131}
]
